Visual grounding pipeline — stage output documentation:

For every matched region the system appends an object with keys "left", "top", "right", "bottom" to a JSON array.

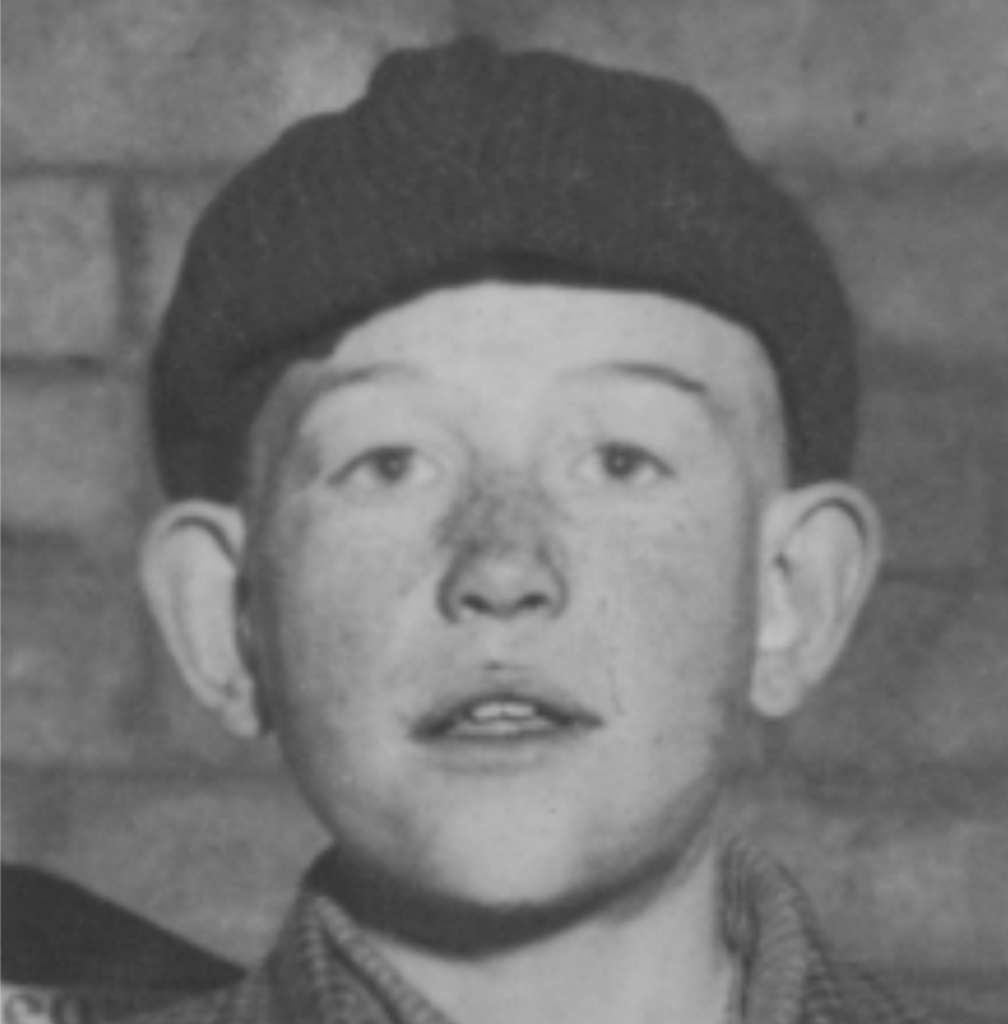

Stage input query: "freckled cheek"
[
  {"left": 573, "top": 516, "right": 750, "bottom": 718},
  {"left": 580, "top": 516, "right": 707, "bottom": 626},
  {"left": 260, "top": 512, "right": 439, "bottom": 712}
]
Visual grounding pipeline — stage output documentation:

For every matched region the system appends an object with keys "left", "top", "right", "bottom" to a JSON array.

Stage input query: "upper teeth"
[{"left": 468, "top": 701, "right": 539, "bottom": 722}]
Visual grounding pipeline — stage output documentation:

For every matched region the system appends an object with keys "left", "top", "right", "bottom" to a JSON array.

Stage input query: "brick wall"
[{"left": 3, "top": 1, "right": 1007, "bottom": 1018}]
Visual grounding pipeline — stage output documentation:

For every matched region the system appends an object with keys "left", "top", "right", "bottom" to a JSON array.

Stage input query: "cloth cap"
[{"left": 152, "top": 37, "right": 858, "bottom": 500}]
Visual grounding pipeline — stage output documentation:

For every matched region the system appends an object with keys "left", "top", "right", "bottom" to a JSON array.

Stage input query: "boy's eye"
[
  {"left": 336, "top": 446, "right": 438, "bottom": 494},
  {"left": 578, "top": 443, "right": 670, "bottom": 487}
]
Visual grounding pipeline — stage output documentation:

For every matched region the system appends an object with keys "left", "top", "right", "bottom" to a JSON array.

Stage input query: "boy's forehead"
[{"left": 269, "top": 281, "right": 783, "bottom": 445}]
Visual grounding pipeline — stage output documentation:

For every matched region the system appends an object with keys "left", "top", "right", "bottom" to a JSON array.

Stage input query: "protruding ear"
[
  {"left": 140, "top": 501, "right": 265, "bottom": 738},
  {"left": 752, "top": 482, "right": 882, "bottom": 719}
]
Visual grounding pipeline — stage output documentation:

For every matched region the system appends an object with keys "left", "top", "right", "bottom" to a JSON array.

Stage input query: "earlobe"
[
  {"left": 752, "top": 482, "right": 882, "bottom": 719},
  {"left": 140, "top": 501, "right": 266, "bottom": 738}
]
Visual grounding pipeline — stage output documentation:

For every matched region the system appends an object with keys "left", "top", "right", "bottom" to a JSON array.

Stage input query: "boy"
[{"left": 136, "top": 37, "right": 931, "bottom": 1024}]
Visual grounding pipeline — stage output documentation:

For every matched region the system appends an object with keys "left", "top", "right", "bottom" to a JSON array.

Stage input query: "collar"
[{"left": 721, "top": 839, "right": 815, "bottom": 1024}]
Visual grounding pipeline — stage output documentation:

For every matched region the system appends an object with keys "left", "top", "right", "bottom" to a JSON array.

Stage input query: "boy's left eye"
[{"left": 578, "top": 443, "right": 670, "bottom": 487}]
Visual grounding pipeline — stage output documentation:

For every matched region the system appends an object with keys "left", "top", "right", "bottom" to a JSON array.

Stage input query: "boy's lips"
[{"left": 413, "top": 679, "right": 603, "bottom": 744}]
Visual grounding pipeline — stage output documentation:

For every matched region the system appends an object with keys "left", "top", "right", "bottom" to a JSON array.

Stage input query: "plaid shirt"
[{"left": 115, "top": 841, "right": 935, "bottom": 1024}]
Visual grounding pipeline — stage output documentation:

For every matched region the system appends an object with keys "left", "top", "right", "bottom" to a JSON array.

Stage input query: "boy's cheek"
[{"left": 258, "top": 528, "right": 432, "bottom": 686}]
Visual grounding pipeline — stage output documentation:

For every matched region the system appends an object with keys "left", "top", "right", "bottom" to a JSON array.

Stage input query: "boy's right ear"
[{"left": 140, "top": 502, "right": 265, "bottom": 738}]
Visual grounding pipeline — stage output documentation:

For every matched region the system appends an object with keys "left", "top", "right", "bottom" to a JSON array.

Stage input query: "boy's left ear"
[{"left": 752, "top": 481, "right": 882, "bottom": 719}]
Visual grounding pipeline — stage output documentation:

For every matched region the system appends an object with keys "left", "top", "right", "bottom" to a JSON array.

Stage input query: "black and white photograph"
[{"left": 3, "top": 3, "right": 1007, "bottom": 1022}]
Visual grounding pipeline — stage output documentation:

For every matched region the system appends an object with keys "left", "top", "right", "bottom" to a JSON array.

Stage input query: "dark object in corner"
[{"left": 2, "top": 863, "right": 242, "bottom": 993}]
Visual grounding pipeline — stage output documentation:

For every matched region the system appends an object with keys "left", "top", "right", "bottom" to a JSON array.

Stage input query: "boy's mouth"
[{"left": 415, "top": 688, "right": 602, "bottom": 743}]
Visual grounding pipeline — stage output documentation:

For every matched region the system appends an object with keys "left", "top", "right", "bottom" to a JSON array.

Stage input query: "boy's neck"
[{"left": 365, "top": 840, "right": 737, "bottom": 1024}]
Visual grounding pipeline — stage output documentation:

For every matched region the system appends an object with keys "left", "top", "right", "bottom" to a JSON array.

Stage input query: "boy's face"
[{"left": 244, "top": 281, "right": 785, "bottom": 915}]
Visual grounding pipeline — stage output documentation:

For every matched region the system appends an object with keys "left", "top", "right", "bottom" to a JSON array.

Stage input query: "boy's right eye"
[{"left": 334, "top": 446, "right": 439, "bottom": 495}]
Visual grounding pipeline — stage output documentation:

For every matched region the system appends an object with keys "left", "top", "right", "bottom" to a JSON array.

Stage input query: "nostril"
[
  {"left": 459, "top": 589, "right": 551, "bottom": 620},
  {"left": 460, "top": 593, "right": 493, "bottom": 617},
  {"left": 516, "top": 592, "right": 551, "bottom": 613}
]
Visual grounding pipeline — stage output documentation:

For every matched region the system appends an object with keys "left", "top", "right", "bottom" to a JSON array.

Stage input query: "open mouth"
[{"left": 416, "top": 690, "right": 602, "bottom": 743}]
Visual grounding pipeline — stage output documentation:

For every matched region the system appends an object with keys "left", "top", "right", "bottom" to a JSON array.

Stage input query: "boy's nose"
[
  {"left": 436, "top": 485, "right": 568, "bottom": 623},
  {"left": 439, "top": 539, "right": 568, "bottom": 623}
]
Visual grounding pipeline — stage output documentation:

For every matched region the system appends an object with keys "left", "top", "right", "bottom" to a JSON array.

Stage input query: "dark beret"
[{"left": 152, "top": 37, "right": 857, "bottom": 501}]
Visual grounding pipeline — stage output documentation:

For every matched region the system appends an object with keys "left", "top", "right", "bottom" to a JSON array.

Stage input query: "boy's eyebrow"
[
  {"left": 609, "top": 360, "right": 707, "bottom": 393},
  {"left": 583, "top": 361, "right": 712, "bottom": 403},
  {"left": 297, "top": 362, "right": 419, "bottom": 409}
]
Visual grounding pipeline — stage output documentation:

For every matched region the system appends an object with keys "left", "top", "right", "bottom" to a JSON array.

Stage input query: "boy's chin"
[
  {"left": 311, "top": 818, "right": 719, "bottom": 956},
  {"left": 308, "top": 842, "right": 623, "bottom": 954},
  {"left": 306, "top": 776, "right": 726, "bottom": 950},
  {"left": 318, "top": 793, "right": 611, "bottom": 912}
]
